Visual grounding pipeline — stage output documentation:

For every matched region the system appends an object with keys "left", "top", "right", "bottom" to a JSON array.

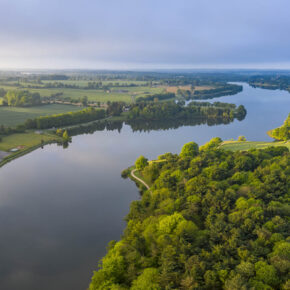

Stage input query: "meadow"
[
  {"left": 0, "top": 104, "right": 83, "bottom": 126},
  {"left": 0, "top": 132, "right": 59, "bottom": 152},
  {"left": 0, "top": 82, "right": 164, "bottom": 103},
  {"left": 220, "top": 140, "right": 290, "bottom": 151}
]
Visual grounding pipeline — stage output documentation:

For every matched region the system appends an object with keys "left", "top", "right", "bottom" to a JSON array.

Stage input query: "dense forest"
[
  {"left": 2, "top": 90, "right": 41, "bottom": 106},
  {"left": 90, "top": 140, "right": 289, "bottom": 289},
  {"left": 127, "top": 101, "right": 247, "bottom": 123},
  {"left": 269, "top": 114, "right": 290, "bottom": 141}
]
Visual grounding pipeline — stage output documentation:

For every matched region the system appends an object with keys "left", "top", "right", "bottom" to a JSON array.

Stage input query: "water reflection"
[{"left": 0, "top": 83, "right": 289, "bottom": 290}]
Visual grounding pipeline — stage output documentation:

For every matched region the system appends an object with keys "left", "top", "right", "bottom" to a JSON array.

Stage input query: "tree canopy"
[{"left": 90, "top": 139, "right": 289, "bottom": 289}]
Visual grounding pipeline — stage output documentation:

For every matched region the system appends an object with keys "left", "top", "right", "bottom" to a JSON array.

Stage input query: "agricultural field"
[
  {"left": 0, "top": 82, "right": 164, "bottom": 103},
  {"left": 220, "top": 140, "right": 290, "bottom": 151},
  {"left": 165, "top": 85, "right": 214, "bottom": 93},
  {"left": 0, "top": 104, "right": 83, "bottom": 126}
]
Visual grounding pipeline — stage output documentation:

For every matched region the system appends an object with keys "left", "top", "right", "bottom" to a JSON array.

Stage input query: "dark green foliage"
[
  {"left": 192, "top": 83, "right": 243, "bottom": 99},
  {"left": 25, "top": 107, "right": 106, "bottom": 129},
  {"left": 127, "top": 101, "right": 246, "bottom": 123},
  {"left": 90, "top": 141, "right": 289, "bottom": 290}
]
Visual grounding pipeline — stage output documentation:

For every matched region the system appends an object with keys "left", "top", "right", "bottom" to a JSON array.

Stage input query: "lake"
[{"left": 0, "top": 83, "right": 289, "bottom": 290}]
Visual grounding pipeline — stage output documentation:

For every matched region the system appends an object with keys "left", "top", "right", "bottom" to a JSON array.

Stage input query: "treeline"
[
  {"left": 127, "top": 101, "right": 246, "bottom": 122},
  {"left": 136, "top": 92, "right": 175, "bottom": 102},
  {"left": 269, "top": 113, "right": 290, "bottom": 141},
  {"left": 2, "top": 90, "right": 41, "bottom": 107},
  {"left": 249, "top": 75, "right": 290, "bottom": 92},
  {"left": 25, "top": 107, "right": 106, "bottom": 129},
  {"left": 192, "top": 84, "right": 243, "bottom": 99},
  {"left": 90, "top": 140, "right": 289, "bottom": 289}
]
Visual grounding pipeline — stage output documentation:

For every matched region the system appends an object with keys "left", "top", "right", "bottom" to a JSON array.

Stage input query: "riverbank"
[{"left": 0, "top": 132, "right": 62, "bottom": 168}]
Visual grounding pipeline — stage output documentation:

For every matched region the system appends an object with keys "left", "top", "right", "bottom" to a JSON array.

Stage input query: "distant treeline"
[
  {"left": 127, "top": 101, "right": 246, "bottom": 122},
  {"left": 249, "top": 75, "right": 290, "bottom": 92},
  {"left": 25, "top": 107, "right": 106, "bottom": 129}
]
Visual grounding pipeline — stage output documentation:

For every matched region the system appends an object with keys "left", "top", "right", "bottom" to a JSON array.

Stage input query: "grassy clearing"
[
  {"left": 220, "top": 140, "right": 290, "bottom": 151},
  {"left": 0, "top": 132, "right": 59, "bottom": 152},
  {"left": 0, "top": 104, "right": 83, "bottom": 126}
]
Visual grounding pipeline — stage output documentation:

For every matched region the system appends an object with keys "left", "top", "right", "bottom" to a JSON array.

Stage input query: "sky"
[{"left": 0, "top": 0, "right": 290, "bottom": 70}]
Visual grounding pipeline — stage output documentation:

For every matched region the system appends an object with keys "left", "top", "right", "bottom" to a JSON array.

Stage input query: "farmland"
[{"left": 0, "top": 104, "right": 83, "bottom": 126}]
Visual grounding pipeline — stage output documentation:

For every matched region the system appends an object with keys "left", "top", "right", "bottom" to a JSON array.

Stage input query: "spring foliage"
[
  {"left": 90, "top": 139, "right": 289, "bottom": 289},
  {"left": 270, "top": 113, "right": 290, "bottom": 141}
]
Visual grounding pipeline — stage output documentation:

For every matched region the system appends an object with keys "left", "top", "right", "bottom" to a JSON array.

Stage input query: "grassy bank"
[
  {"left": 220, "top": 140, "right": 290, "bottom": 151},
  {"left": 0, "top": 132, "right": 62, "bottom": 168}
]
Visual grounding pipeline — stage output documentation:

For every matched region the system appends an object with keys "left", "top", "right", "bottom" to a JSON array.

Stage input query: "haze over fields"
[{"left": 0, "top": 0, "right": 290, "bottom": 69}]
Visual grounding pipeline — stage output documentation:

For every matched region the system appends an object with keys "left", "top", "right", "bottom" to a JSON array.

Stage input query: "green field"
[
  {"left": 0, "top": 82, "right": 164, "bottom": 103},
  {"left": 0, "top": 132, "right": 59, "bottom": 152},
  {"left": 220, "top": 140, "right": 290, "bottom": 151},
  {"left": 0, "top": 104, "right": 84, "bottom": 126}
]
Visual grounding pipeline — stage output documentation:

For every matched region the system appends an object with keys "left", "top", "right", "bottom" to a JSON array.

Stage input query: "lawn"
[
  {"left": 0, "top": 132, "right": 58, "bottom": 152},
  {"left": 220, "top": 140, "right": 290, "bottom": 151},
  {"left": 0, "top": 104, "right": 84, "bottom": 126}
]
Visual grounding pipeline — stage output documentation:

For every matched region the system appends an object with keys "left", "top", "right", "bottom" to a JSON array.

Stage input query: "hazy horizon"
[{"left": 1, "top": 0, "right": 290, "bottom": 69}]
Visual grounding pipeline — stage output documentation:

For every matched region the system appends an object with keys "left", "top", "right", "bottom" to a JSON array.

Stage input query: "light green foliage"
[
  {"left": 158, "top": 212, "right": 185, "bottom": 234},
  {"left": 90, "top": 143, "right": 289, "bottom": 289},
  {"left": 135, "top": 155, "right": 148, "bottom": 170},
  {"left": 180, "top": 141, "right": 199, "bottom": 158},
  {"left": 269, "top": 113, "right": 290, "bottom": 141},
  {"left": 131, "top": 268, "right": 160, "bottom": 290},
  {"left": 62, "top": 130, "right": 70, "bottom": 142},
  {"left": 238, "top": 135, "right": 246, "bottom": 141},
  {"left": 254, "top": 261, "right": 279, "bottom": 287},
  {"left": 199, "top": 137, "right": 222, "bottom": 151}
]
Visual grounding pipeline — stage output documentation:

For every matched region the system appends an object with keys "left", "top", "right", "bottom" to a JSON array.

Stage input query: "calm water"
[{"left": 0, "top": 83, "right": 289, "bottom": 290}]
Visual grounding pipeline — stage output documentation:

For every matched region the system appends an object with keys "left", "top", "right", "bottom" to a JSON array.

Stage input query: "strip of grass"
[
  {"left": 0, "top": 132, "right": 60, "bottom": 152},
  {"left": 220, "top": 140, "right": 290, "bottom": 151},
  {"left": 0, "top": 104, "right": 83, "bottom": 126}
]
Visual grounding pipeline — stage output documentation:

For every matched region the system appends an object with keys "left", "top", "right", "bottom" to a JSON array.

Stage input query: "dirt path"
[{"left": 131, "top": 169, "right": 151, "bottom": 192}]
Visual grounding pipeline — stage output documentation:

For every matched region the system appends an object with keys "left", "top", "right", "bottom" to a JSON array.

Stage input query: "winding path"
[{"left": 131, "top": 169, "right": 151, "bottom": 192}]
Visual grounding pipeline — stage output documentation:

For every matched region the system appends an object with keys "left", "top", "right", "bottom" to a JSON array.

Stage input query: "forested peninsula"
[
  {"left": 268, "top": 114, "right": 290, "bottom": 141},
  {"left": 90, "top": 139, "right": 289, "bottom": 290}
]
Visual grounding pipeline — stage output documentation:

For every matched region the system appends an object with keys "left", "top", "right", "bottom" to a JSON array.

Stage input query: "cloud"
[{"left": 0, "top": 0, "right": 289, "bottom": 69}]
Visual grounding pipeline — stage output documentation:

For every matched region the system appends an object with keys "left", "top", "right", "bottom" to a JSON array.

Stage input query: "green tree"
[
  {"left": 62, "top": 130, "right": 70, "bottom": 142},
  {"left": 135, "top": 156, "right": 148, "bottom": 170},
  {"left": 81, "top": 95, "right": 88, "bottom": 106},
  {"left": 180, "top": 141, "right": 199, "bottom": 158},
  {"left": 131, "top": 268, "right": 160, "bottom": 290}
]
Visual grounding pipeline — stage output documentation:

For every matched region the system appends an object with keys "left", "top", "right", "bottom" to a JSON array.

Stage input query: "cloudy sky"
[{"left": 0, "top": 0, "right": 289, "bottom": 69}]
